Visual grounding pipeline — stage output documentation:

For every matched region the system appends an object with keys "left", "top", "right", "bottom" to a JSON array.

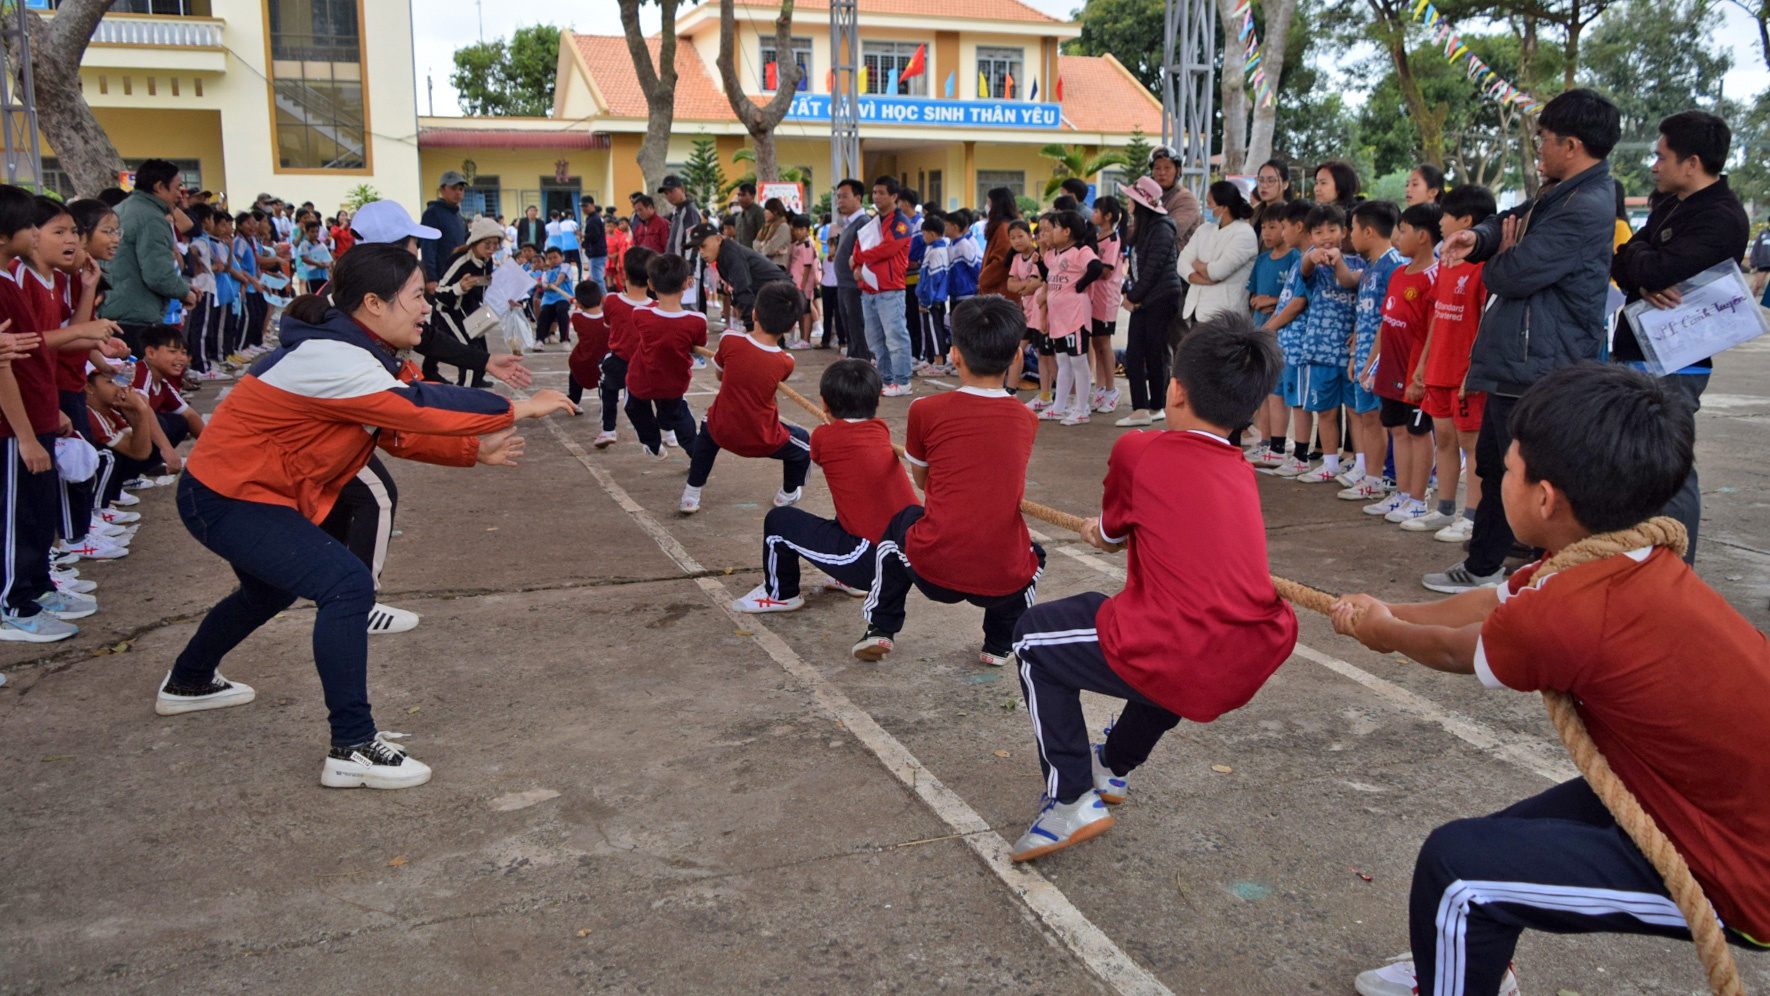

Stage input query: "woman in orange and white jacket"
[{"left": 157, "top": 243, "right": 576, "bottom": 790}]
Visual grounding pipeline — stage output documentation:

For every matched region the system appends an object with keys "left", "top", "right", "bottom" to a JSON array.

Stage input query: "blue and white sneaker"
[
  {"left": 36, "top": 590, "right": 97, "bottom": 620},
  {"left": 1363, "top": 492, "right": 1408, "bottom": 517},
  {"left": 0, "top": 610, "right": 78, "bottom": 643},
  {"left": 1010, "top": 790, "right": 1115, "bottom": 861},
  {"left": 1092, "top": 744, "right": 1128, "bottom": 804}
]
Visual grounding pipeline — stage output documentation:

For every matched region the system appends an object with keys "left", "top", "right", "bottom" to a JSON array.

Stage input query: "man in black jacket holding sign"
[{"left": 1612, "top": 109, "right": 1750, "bottom": 563}]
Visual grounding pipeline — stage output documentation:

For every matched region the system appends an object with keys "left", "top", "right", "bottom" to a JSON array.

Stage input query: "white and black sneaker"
[
  {"left": 367, "top": 603, "right": 420, "bottom": 635},
  {"left": 321, "top": 732, "right": 432, "bottom": 789},
  {"left": 155, "top": 672, "right": 256, "bottom": 715}
]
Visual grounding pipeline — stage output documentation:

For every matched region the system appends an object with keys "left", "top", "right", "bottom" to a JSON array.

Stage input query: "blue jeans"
[
  {"left": 860, "top": 289, "right": 912, "bottom": 385},
  {"left": 172, "top": 474, "right": 378, "bottom": 746},
  {"left": 583, "top": 254, "right": 607, "bottom": 289}
]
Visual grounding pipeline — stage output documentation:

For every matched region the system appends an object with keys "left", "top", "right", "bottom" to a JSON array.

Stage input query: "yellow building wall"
[{"left": 91, "top": 108, "right": 227, "bottom": 192}]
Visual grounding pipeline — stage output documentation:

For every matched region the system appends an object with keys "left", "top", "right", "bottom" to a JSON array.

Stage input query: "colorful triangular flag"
[
  {"left": 944, "top": 71, "right": 954, "bottom": 97},
  {"left": 1028, "top": 78, "right": 1038, "bottom": 101},
  {"left": 1055, "top": 76, "right": 1063, "bottom": 101},
  {"left": 826, "top": 68, "right": 835, "bottom": 92},
  {"left": 978, "top": 71, "right": 989, "bottom": 98},
  {"left": 887, "top": 67, "right": 899, "bottom": 94},
  {"left": 765, "top": 61, "right": 778, "bottom": 90},
  {"left": 1005, "top": 72, "right": 1014, "bottom": 98},
  {"left": 858, "top": 65, "right": 869, "bottom": 92}
]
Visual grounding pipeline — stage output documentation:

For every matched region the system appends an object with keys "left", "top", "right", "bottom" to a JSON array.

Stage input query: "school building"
[
  {"left": 414, "top": 0, "right": 1163, "bottom": 220},
  {"left": 33, "top": 0, "right": 421, "bottom": 209}
]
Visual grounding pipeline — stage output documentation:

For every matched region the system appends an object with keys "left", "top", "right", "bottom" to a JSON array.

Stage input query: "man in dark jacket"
[
  {"left": 1424, "top": 88, "right": 1622, "bottom": 595},
  {"left": 579, "top": 195, "right": 609, "bottom": 289},
  {"left": 689, "top": 224, "right": 790, "bottom": 329},
  {"left": 419, "top": 170, "right": 468, "bottom": 294},
  {"left": 831, "top": 178, "right": 873, "bottom": 362},
  {"left": 514, "top": 205, "right": 545, "bottom": 254},
  {"left": 1611, "top": 110, "right": 1750, "bottom": 563}
]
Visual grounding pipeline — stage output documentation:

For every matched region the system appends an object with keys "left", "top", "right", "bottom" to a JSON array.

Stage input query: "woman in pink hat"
[{"left": 1115, "top": 177, "right": 1184, "bottom": 426}]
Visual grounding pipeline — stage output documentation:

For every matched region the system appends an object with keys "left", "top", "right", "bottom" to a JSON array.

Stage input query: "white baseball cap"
[{"left": 350, "top": 200, "right": 440, "bottom": 244}]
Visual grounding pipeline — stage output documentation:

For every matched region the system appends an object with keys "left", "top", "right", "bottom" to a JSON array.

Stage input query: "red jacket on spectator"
[
  {"left": 851, "top": 209, "right": 911, "bottom": 294},
  {"left": 631, "top": 213, "right": 669, "bottom": 254}
]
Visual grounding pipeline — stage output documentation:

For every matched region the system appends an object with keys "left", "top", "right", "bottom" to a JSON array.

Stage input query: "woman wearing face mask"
[{"left": 156, "top": 243, "right": 576, "bottom": 790}]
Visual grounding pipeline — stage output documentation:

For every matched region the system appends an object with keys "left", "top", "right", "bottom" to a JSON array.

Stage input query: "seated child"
[
  {"left": 593, "top": 246, "right": 655, "bottom": 449},
  {"left": 731, "top": 358, "right": 920, "bottom": 613},
  {"left": 622, "top": 253, "right": 704, "bottom": 459},
  {"left": 854, "top": 295, "right": 1045, "bottom": 668},
  {"left": 84, "top": 364, "right": 164, "bottom": 512},
  {"left": 1332, "top": 363, "right": 1770, "bottom": 996},
  {"left": 680, "top": 283, "right": 811, "bottom": 514},
  {"left": 565, "top": 280, "right": 607, "bottom": 408},
  {"left": 134, "top": 325, "right": 205, "bottom": 468},
  {"left": 1007, "top": 312, "right": 1297, "bottom": 861}
]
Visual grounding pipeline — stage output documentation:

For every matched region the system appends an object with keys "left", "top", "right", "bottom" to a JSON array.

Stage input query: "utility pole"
[
  {"left": 1160, "top": 0, "right": 1215, "bottom": 196},
  {"left": 0, "top": 0, "right": 44, "bottom": 192},
  {"left": 829, "top": 0, "right": 861, "bottom": 191},
  {"left": 476, "top": 0, "right": 485, "bottom": 43},
  {"left": 427, "top": 72, "right": 434, "bottom": 117}
]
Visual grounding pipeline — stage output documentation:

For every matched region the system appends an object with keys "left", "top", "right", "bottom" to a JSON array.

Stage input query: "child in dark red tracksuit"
[
  {"left": 680, "top": 282, "right": 809, "bottom": 514},
  {"left": 855, "top": 296, "right": 1045, "bottom": 668},
  {"left": 731, "top": 358, "right": 919, "bottom": 615},
  {"left": 565, "top": 280, "right": 607, "bottom": 408},
  {"left": 592, "top": 246, "right": 655, "bottom": 449},
  {"left": 621, "top": 253, "right": 704, "bottom": 459},
  {"left": 1009, "top": 314, "right": 1296, "bottom": 862}
]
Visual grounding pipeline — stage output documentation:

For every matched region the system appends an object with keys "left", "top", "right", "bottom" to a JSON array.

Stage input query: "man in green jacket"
[{"left": 101, "top": 159, "right": 196, "bottom": 356}]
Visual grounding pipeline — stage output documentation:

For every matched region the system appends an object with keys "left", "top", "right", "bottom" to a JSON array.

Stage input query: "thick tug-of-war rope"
[{"left": 690, "top": 349, "right": 1738, "bottom": 994}]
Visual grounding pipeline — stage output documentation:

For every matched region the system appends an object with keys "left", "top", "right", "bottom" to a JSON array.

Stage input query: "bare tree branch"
[
  {"left": 618, "top": 0, "right": 682, "bottom": 196},
  {"left": 9, "top": 0, "right": 125, "bottom": 197},
  {"left": 715, "top": 0, "right": 800, "bottom": 181}
]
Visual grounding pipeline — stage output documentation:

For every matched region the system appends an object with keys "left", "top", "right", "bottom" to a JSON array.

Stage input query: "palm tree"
[
  {"left": 1038, "top": 143, "right": 1130, "bottom": 200},
  {"left": 725, "top": 148, "right": 809, "bottom": 198}
]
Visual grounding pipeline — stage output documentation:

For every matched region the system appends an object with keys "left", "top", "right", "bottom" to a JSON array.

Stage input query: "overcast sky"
[{"left": 408, "top": 0, "right": 1770, "bottom": 119}]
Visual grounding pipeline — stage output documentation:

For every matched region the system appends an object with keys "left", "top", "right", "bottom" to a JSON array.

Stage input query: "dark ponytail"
[
  {"left": 1207, "top": 180, "right": 1255, "bottom": 221},
  {"left": 285, "top": 242, "right": 420, "bottom": 326}
]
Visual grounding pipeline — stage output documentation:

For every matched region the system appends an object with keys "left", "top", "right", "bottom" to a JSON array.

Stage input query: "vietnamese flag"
[
  {"left": 766, "top": 61, "right": 778, "bottom": 90},
  {"left": 900, "top": 43, "right": 927, "bottom": 81}
]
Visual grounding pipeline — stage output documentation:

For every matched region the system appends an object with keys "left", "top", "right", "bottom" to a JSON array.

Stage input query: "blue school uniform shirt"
[
  {"left": 1295, "top": 253, "right": 1365, "bottom": 367},
  {"left": 539, "top": 264, "right": 571, "bottom": 306},
  {"left": 233, "top": 234, "right": 259, "bottom": 287},
  {"left": 1352, "top": 247, "right": 1405, "bottom": 371},
  {"left": 208, "top": 235, "right": 238, "bottom": 306},
  {"left": 947, "top": 233, "right": 981, "bottom": 300},
  {"left": 917, "top": 237, "right": 950, "bottom": 308},
  {"left": 1248, "top": 247, "right": 1297, "bottom": 305},
  {"left": 1273, "top": 263, "right": 1308, "bottom": 362}
]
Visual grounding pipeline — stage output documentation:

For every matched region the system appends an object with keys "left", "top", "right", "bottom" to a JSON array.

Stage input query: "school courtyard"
[{"left": 2, "top": 336, "right": 1767, "bottom": 996}]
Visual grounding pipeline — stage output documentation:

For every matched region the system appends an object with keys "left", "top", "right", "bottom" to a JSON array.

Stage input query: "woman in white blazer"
[{"left": 1177, "top": 180, "right": 1260, "bottom": 322}]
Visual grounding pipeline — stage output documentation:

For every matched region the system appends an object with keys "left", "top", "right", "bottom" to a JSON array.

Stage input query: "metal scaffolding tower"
[
  {"left": 829, "top": 0, "right": 861, "bottom": 189},
  {"left": 0, "top": 1, "right": 44, "bottom": 191},
  {"left": 1160, "top": 0, "right": 1214, "bottom": 196}
]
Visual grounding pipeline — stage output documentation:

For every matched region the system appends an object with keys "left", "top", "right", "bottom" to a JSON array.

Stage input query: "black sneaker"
[
  {"left": 321, "top": 732, "right": 432, "bottom": 789},
  {"left": 851, "top": 625, "right": 895, "bottom": 662},
  {"left": 155, "top": 671, "right": 256, "bottom": 715}
]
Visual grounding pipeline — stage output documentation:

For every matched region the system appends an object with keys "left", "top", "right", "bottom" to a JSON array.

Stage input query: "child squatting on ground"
[
  {"left": 1330, "top": 364, "right": 1770, "bottom": 996},
  {"left": 1008, "top": 312, "right": 1299, "bottom": 861}
]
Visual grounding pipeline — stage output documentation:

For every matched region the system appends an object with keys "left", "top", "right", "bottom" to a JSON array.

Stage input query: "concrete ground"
[{"left": 3, "top": 327, "right": 1767, "bottom": 996}]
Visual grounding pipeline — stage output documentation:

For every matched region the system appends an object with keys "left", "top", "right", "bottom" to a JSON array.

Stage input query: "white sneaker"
[
  {"left": 55, "top": 574, "right": 97, "bottom": 595},
  {"left": 1422, "top": 561, "right": 1507, "bottom": 595},
  {"left": 65, "top": 537, "right": 128, "bottom": 560},
  {"left": 1339, "top": 479, "right": 1387, "bottom": 501},
  {"left": 121, "top": 477, "right": 152, "bottom": 490},
  {"left": 1092, "top": 744, "right": 1128, "bottom": 803},
  {"left": 1090, "top": 386, "right": 1106, "bottom": 410},
  {"left": 1025, "top": 396, "right": 1053, "bottom": 411},
  {"left": 37, "top": 590, "right": 97, "bottom": 619},
  {"left": 592, "top": 429, "right": 617, "bottom": 449},
  {"left": 730, "top": 583, "right": 805, "bottom": 613},
  {"left": 1295, "top": 464, "right": 1342, "bottom": 483},
  {"left": 1335, "top": 469, "right": 1365, "bottom": 488},
  {"left": 883, "top": 383, "right": 914, "bottom": 398},
  {"left": 1386, "top": 498, "right": 1427, "bottom": 523},
  {"left": 773, "top": 487, "right": 803, "bottom": 507},
  {"left": 1114, "top": 410, "right": 1153, "bottom": 427},
  {"left": 1059, "top": 413, "right": 1090, "bottom": 426},
  {"left": 662, "top": 430, "right": 679, "bottom": 448},
  {"left": 979, "top": 649, "right": 1015, "bottom": 667},
  {"left": 1151, "top": 410, "right": 1165, "bottom": 421},
  {"left": 1038, "top": 408, "right": 1066, "bottom": 421},
  {"left": 1364, "top": 492, "right": 1408, "bottom": 516},
  {"left": 1010, "top": 790, "right": 1115, "bottom": 861},
  {"left": 1267, "top": 455, "right": 1310, "bottom": 477},
  {"left": 155, "top": 671, "right": 256, "bottom": 715},
  {"left": 1401, "top": 509, "right": 1455, "bottom": 532},
  {"left": 110, "top": 491, "right": 140, "bottom": 507},
  {"left": 1434, "top": 515, "right": 1475, "bottom": 543},
  {"left": 823, "top": 578, "right": 867, "bottom": 597},
  {"left": 680, "top": 486, "right": 702, "bottom": 514},
  {"left": 1095, "top": 388, "right": 1120, "bottom": 413},
  {"left": 1354, "top": 959, "right": 1519, "bottom": 996},
  {"left": 321, "top": 732, "right": 432, "bottom": 790},
  {"left": 367, "top": 603, "right": 420, "bottom": 635},
  {"left": 88, "top": 519, "right": 131, "bottom": 539},
  {"left": 644, "top": 444, "right": 669, "bottom": 461},
  {"left": 97, "top": 507, "right": 141, "bottom": 525}
]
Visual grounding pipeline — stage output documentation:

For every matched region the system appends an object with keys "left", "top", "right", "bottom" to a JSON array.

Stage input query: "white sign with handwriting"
[{"left": 1623, "top": 260, "right": 1769, "bottom": 374}]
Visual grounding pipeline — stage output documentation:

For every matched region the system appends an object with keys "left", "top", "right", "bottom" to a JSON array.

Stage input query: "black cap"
[
  {"left": 657, "top": 174, "right": 685, "bottom": 192},
  {"left": 687, "top": 222, "right": 721, "bottom": 247}
]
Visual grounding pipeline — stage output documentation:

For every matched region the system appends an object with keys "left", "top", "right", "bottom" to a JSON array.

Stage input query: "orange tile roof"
[
  {"left": 572, "top": 33, "right": 734, "bottom": 121},
  {"left": 1057, "top": 54, "right": 1162, "bottom": 134},
  {"left": 729, "top": 0, "right": 1059, "bottom": 22}
]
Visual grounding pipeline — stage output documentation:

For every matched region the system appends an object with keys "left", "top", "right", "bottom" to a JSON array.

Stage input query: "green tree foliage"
[
  {"left": 1067, "top": 0, "right": 1165, "bottom": 90},
  {"left": 451, "top": 24, "right": 562, "bottom": 117},
  {"left": 1121, "top": 127, "right": 1153, "bottom": 184},
  {"left": 1729, "top": 88, "right": 1770, "bottom": 208},
  {"left": 1581, "top": 0, "right": 1731, "bottom": 194},
  {"left": 683, "top": 135, "right": 728, "bottom": 211},
  {"left": 1038, "top": 143, "right": 1130, "bottom": 198}
]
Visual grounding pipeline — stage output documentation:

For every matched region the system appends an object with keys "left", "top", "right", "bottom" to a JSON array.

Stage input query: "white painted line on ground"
[
  {"left": 1028, "top": 530, "right": 1577, "bottom": 785},
  {"left": 540, "top": 417, "right": 1174, "bottom": 996}
]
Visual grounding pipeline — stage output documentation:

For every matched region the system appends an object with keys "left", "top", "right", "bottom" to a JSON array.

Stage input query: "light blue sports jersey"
[
  {"left": 1352, "top": 247, "right": 1404, "bottom": 371},
  {"left": 1295, "top": 252, "right": 1365, "bottom": 366}
]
